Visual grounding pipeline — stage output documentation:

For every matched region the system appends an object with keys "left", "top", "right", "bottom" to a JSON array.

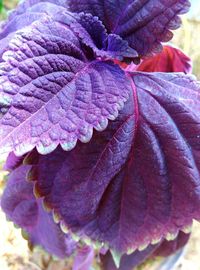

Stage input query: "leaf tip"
[{"left": 110, "top": 249, "right": 122, "bottom": 269}]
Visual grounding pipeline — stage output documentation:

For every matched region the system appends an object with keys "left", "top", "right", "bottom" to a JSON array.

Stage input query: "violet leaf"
[
  {"left": 0, "top": 2, "right": 68, "bottom": 58},
  {"left": 0, "top": 2, "right": 137, "bottom": 61},
  {"left": 101, "top": 244, "right": 160, "bottom": 270},
  {"left": 27, "top": 71, "right": 200, "bottom": 254},
  {"left": 71, "top": 12, "right": 138, "bottom": 60},
  {"left": 100, "top": 231, "right": 190, "bottom": 270},
  {"left": 1, "top": 164, "right": 76, "bottom": 258},
  {"left": 137, "top": 45, "right": 192, "bottom": 73},
  {"left": 73, "top": 246, "right": 95, "bottom": 270},
  {"left": 152, "top": 231, "right": 190, "bottom": 258},
  {"left": 3, "top": 151, "right": 24, "bottom": 171},
  {"left": 0, "top": 16, "right": 131, "bottom": 156},
  {"left": 27, "top": 93, "right": 136, "bottom": 251},
  {"left": 68, "top": 0, "right": 191, "bottom": 57}
]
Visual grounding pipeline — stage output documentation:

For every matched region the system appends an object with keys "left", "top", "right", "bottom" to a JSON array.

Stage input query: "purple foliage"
[
  {"left": 0, "top": 0, "right": 199, "bottom": 269},
  {"left": 1, "top": 165, "right": 77, "bottom": 258},
  {"left": 26, "top": 72, "right": 200, "bottom": 253},
  {"left": 68, "top": 0, "right": 191, "bottom": 56},
  {"left": 73, "top": 245, "right": 95, "bottom": 270},
  {"left": 152, "top": 231, "right": 190, "bottom": 258}
]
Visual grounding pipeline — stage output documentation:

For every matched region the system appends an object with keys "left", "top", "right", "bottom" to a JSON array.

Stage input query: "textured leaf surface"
[
  {"left": 71, "top": 12, "right": 138, "bottom": 60},
  {"left": 68, "top": 0, "right": 191, "bottom": 56},
  {"left": 28, "top": 95, "right": 136, "bottom": 250},
  {"left": 137, "top": 45, "right": 192, "bottom": 73},
  {"left": 0, "top": 1, "right": 137, "bottom": 61},
  {"left": 0, "top": 1, "right": 68, "bottom": 58},
  {"left": 1, "top": 165, "right": 76, "bottom": 258},
  {"left": 0, "top": 16, "right": 131, "bottom": 156},
  {"left": 28, "top": 71, "right": 200, "bottom": 253}
]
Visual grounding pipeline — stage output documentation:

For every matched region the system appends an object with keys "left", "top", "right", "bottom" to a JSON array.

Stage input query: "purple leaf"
[
  {"left": 101, "top": 231, "right": 190, "bottom": 269},
  {"left": 152, "top": 231, "right": 190, "bottom": 258},
  {"left": 68, "top": 0, "right": 191, "bottom": 57},
  {"left": 137, "top": 45, "right": 192, "bottom": 73},
  {"left": 71, "top": 12, "right": 138, "bottom": 60},
  {"left": 101, "top": 244, "right": 160, "bottom": 270},
  {"left": 0, "top": 16, "right": 131, "bottom": 156},
  {"left": 28, "top": 71, "right": 200, "bottom": 254},
  {"left": 3, "top": 152, "right": 24, "bottom": 171},
  {"left": 0, "top": 1, "right": 138, "bottom": 61},
  {"left": 0, "top": 2, "right": 68, "bottom": 58},
  {"left": 1, "top": 164, "right": 76, "bottom": 258},
  {"left": 0, "top": 2, "right": 137, "bottom": 61},
  {"left": 73, "top": 246, "right": 95, "bottom": 270}
]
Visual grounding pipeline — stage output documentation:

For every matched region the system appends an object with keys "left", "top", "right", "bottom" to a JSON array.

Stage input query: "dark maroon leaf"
[{"left": 137, "top": 45, "right": 192, "bottom": 73}]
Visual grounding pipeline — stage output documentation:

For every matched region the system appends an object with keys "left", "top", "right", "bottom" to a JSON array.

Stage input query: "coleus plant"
[{"left": 0, "top": 0, "right": 199, "bottom": 269}]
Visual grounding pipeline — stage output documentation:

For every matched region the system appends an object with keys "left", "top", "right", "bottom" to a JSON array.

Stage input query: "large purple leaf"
[
  {"left": 68, "top": 0, "right": 191, "bottom": 57},
  {"left": 27, "top": 71, "right": 200, "bottom": 254},
  {"left": 0, "top": 15, "right": 131, "bottom": 156},
  {"left": 1, "top": 165, "right": 76, "bottom": 258}
]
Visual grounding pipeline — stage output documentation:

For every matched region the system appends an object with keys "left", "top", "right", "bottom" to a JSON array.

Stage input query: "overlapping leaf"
[
  {"left": 0, "top": 1, "right": 137, "bottom": 60},
  {"left": 68, "top": 0, "right": 191, "bottom": 56},
  {"left": 27, "top": 72, "right": 200, "bottom": 253},
  {"left": 1, "top": 165, "right": 76, "bottom": 258},
  {"left": 0, "top": 1, "right": 199, "bottom": 268}
]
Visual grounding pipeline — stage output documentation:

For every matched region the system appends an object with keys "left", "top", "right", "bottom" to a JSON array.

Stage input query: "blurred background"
[{"left": 0, "top": 0, "right": 200, "bottom": 269}]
